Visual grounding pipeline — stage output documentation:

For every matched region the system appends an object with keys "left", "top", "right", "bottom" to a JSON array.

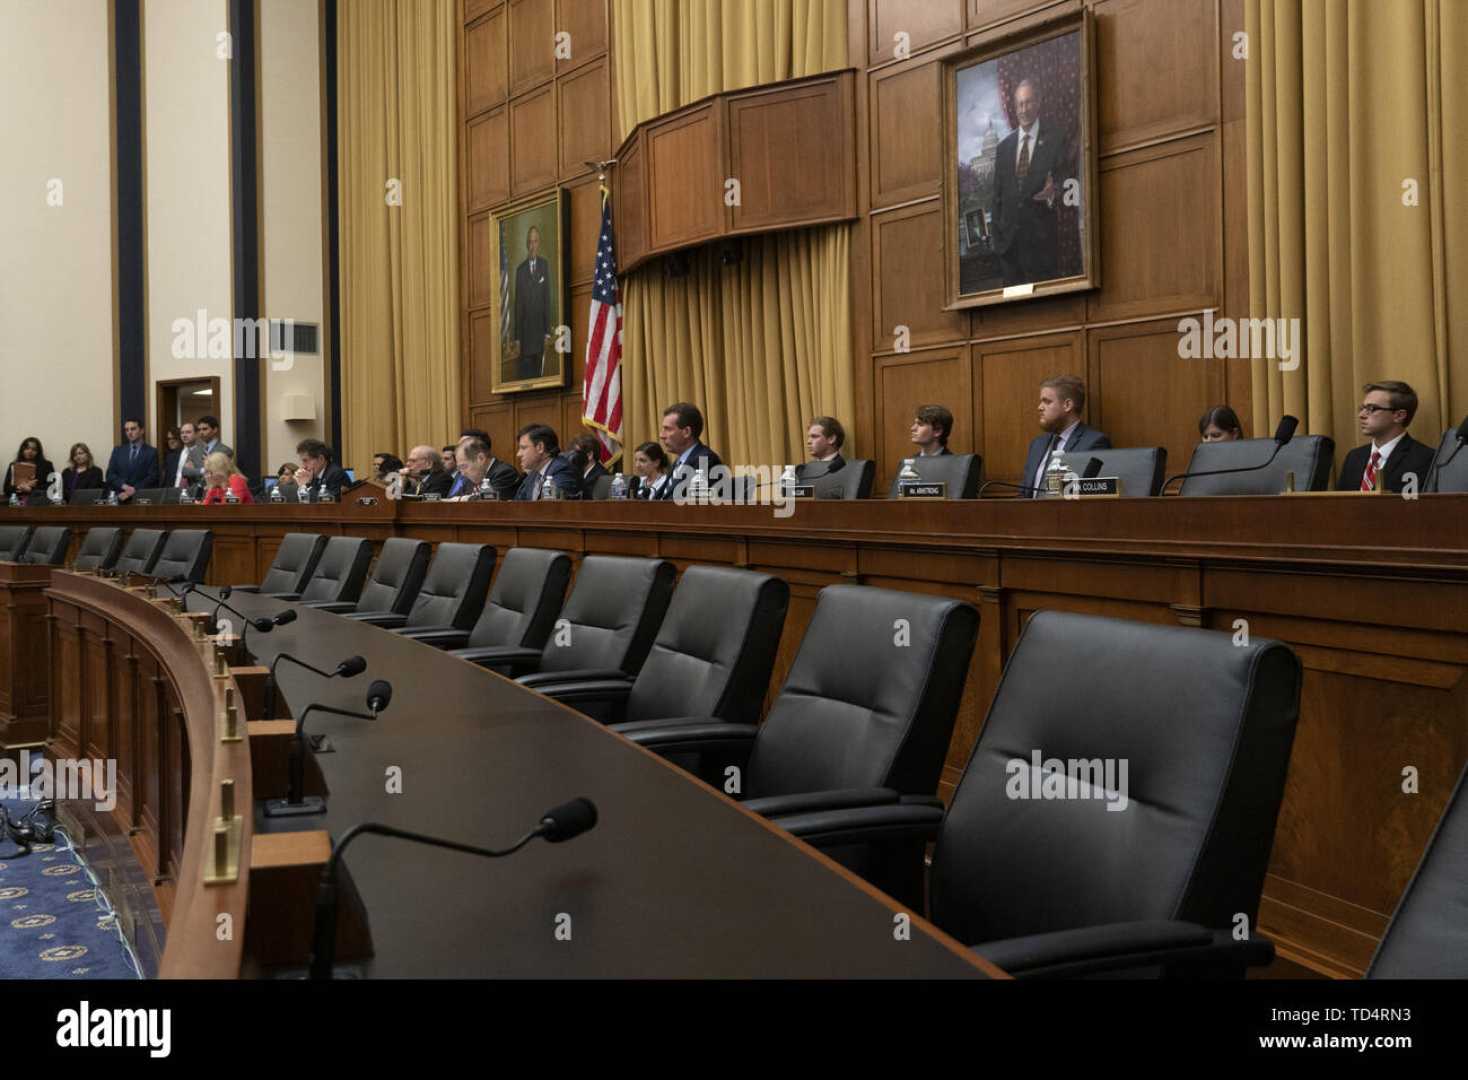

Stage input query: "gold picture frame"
[{"left": 489, "top": 188, "right": 571, "bottom": 394}]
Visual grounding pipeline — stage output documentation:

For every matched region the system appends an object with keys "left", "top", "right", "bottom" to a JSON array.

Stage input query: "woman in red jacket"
[{"left": 200, "top": 451, "right": 254, "bottom": 504}]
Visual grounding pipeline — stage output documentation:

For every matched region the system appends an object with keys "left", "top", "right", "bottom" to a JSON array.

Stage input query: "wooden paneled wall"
[
  {"left": 458, "top": 0, "right": 616, "bottom": 458},
  {"left": 850, "top": 0, "right": 1252, "bottom": 488}
]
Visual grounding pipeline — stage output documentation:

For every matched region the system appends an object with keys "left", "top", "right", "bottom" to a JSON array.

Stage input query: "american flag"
[{"left": 581, "top": 190, "right": 622, "bottom": 461}]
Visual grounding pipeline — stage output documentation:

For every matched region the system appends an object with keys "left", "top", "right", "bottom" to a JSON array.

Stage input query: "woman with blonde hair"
[{"left": 200, "top": 451, "right": 253, "bottom": 504}]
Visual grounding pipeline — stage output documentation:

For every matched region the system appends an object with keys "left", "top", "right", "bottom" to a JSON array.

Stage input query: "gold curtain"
[
  {"left": 1247, "top": 0, "right": 1467, "bottom": 457},
  {"left": 612, "top": 0, "right": 854, "bottom": 467},
  {"left": 338, "top": 0, "right": 460, "bottom": 476}
]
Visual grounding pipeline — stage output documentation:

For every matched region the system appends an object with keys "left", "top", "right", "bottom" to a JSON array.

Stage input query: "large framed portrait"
[
  {"left": 490, "top": 189, "right": 571, "bottom": 393},
  {"left": 942, "top": 10, "right": 1099, "bottom": 309}
]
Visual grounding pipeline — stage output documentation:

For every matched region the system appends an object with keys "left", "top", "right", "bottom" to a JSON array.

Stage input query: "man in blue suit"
[
  {"left": 1021, "top": 375, "right": 1110, "bottom": 497},
  {"left": 105, "top": 417, "right": 161, "bottom": 502},
  {"left": 657, "top": 402, "right": 723, "bottom": 501},
  {"left": 512, "top": 423, "right": 581, "bottom": 500}
]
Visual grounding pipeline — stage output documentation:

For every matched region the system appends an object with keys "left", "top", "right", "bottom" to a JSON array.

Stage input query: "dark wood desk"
[
  {"left": 0, "top": 561, "right": 55, "bottom": 748},
  {"left": 191, "top": 587, "right": 995, "bottom": 979},
  {"left": 13, "top": 494, "right": 1468, "bottom": 977}
]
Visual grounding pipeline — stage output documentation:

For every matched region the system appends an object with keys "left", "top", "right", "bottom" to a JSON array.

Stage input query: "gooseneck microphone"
[
  {"left": 264, "top": 680, "right": 393, "bottom": 819},
  {"left": 1160, "top": 415, "right": 1299, "bottom": 495},
  {"left": 1428, "top": 415, "right": 1468, "bottom": 485},
  {"left": 265, "top": 652, "right": 366, "bottom": 722},
  {"left": 979, "top": 457, "right": 1103, "bottom": 497},
  {"left": 308, "top": 798, "right": 598, "bottom": 979}
]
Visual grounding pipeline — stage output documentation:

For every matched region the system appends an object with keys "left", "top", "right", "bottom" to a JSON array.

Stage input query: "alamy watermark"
[
  {"left": 1005, "top": 750, "right": 1129, "bottom": 812},
  {"left": 170, "top": 309, "right": 296, "bottom": 371},
  {"left": 0, "top": 751, "right": 117, "bottom": 812},
  {"left": 1177, "top": 310, "right": 1300, "bottom": 371},
  {"left": 670, "top": 464, "right": 795, "bottom": 519}
]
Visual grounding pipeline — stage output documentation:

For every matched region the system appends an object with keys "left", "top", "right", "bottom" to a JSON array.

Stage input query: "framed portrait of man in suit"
[
  {"left": 489, "top": 189, "right": 570, "bottom": 393},
  {"left": 942, "top": 10, "right": 1099, "bottom": 310}
]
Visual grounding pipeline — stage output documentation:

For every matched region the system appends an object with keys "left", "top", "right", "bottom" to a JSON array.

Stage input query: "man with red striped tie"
[{"left": 1336, "top": 380, "right": 1436, "bottom": 493}]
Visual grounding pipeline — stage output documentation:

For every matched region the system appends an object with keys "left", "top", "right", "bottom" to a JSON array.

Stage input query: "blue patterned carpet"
[{"left": 0, "top": 799, "right": 140, "bottom": 980}]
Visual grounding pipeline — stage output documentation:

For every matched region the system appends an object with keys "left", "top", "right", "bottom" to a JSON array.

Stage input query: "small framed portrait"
[
  {"left": 942, "top": 9, "right": 1099, "bottom": 309},
  {"left": 490, "top": 189, "right": 571, "bottom": 393}
]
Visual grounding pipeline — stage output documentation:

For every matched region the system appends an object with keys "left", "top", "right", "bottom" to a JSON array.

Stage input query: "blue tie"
[{"left": 130, "top": 444, "right": 138, "bottom": 466}]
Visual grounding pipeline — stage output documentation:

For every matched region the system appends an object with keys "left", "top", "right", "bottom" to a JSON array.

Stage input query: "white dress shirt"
[{"left": 1033, "top": 419, "right": 1081, "bottom": 491}]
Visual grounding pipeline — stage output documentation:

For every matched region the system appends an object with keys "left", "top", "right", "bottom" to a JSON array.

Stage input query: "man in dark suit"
[
  {"left": 105, "top": 418, "right": 161, "bottom": 502},
  {"left": 990, "top": 78, "right": 1075, "bottom": 287},
  {"left": 294, "top": 438, "right": 347, "bottom": 501},
  {"left": 571, "top": 434, "right": 608, "bottom": 493},
  {"left": 512, "top": 226, "right": 553, "bottom": 381},
  {"left": 399, "top": 445, "right": 454, "bottom": 498},
  {"left": 512, "top": 424, "right": 581, "bottom": 500},
  {"left": 447, "top": 430, "right": 519, "bottom": 499},
  {"left": 1021, "top": 375, "right": 1111, "bottom": 498},
  {"left": 163, "top": 420, "right": 204, "bottom": 491},
  {"left": 908, "top": 404, "right": 955, "bottom": 458},
  {"left": 1336, "top": 380, "right": 1437, "bottom": 493},
  {"left": 195, "top": 415, "right": 234, "bottom": 462},
  {"left": 796, "top": 416, "right": 848, "bottom": 481},
  {"left": 658, "top": 402, "right": 723, "bottom": 500}
]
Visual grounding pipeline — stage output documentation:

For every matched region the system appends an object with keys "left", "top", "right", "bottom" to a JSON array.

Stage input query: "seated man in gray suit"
[{"left": 1021, "top": 374, "right": 1110, "bottom": 497}]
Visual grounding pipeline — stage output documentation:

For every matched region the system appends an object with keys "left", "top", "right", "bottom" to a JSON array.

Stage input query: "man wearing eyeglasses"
[{"left": 1336, "top": 380, "right": 1436, "bottom": 493}]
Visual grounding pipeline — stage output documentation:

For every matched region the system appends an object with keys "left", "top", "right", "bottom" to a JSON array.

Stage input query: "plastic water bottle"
[
  {"left": 478, "top": 475, "right": 496, "bottom": 500},
  {"left": 8, "top": 493, "right": 18, "bottom": 508},
  {"left": 179, "top": 486, "right": 193, "bottom": 505},
  {"left": 269, "top": 484, "right": 284, "bottom": 504},
  {"left": 297, "top": 483, "right": 309, "bottom": 503},
  {"left": 897, "top": 459, "right": 920, "bottom": 484},
  {"left": 778, "top": 464, "right": 797, "bottom": 497},
  {"left": 540, "top": 473, "right": 559, "bottom": 500},
  {"left": 609, "top": 473, "right": 627, "bottom": 500},
  {"left": 1044, "top": 448, "right": 1067, "bottom": 497},
  {"left": 224, "top": 487, "right": 240, "bottom": 505}
]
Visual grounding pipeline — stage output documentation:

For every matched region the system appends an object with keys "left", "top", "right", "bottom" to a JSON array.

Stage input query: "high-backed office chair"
[
  {"left": 0, "top": 526, "right": 34, "bottom": 562},
  {"left": 72, "top": 527, "right": 124, "bottom": 572},
  {"left": 1425, "top": 427, "right": 1468, "bottom": 493},
  {"left": 1035, "top": 447, "right": 1167, "bottom": 498},
  {"left": 403, "top": 547, "right": 571, "bottom": 651},
  {"left": 589, "top": 475, "right": 615, "bottom": 500},
  {"left": 452, "top": 555, "right": 674, "bottom": 683},
  {"left": 18, "top": 526, "right": 71, "bottom": 565},
  {"left": 886, "top": 453, "right": 983, "bottom": 499},
  {"left": 527, "top": 566, "right": 790, "bottom": 726},
  {"left": 346, "top": 542, "right": 495, "bottom": 633},
  {"left": 131, "top": 487, "right": 181, "bottom": 505},
  {"left": 294, "top": 537, "right": 374, "bottom": 605},
  {"left": 112, "top": 529, "right": 168, "bottom": 577},
  {"left": 150, "top": 529, "right": 212, "bottom": 583},
  {"left": 766, "top": 611, "right": 1301, "bottom": 977},
  {"left": 304, "top": 538, "right": 429, "bottom": 617},
  {"left": 70, "top": 488, "right": 106, "bottom": 506},
  {"left": 1177, "top": 436, "right": 1334, "bottom": 495},
  {"left": 1367, "top": 759, "right": 1468, "bottom": 977},
  {"left": 613, "top": 585, "right": 977, "bottom": 888},
  {"left": 232, "top": 533, "right": 326, "bottom": 595},
  {"left": 805, "top": 459, "right": 875, "bottom": 500}
]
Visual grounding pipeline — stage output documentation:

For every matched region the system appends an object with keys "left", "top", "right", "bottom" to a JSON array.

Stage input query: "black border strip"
[
  {"left": 229, "top": 0, "right": 262, "bottom": 482},
  {"left": 114, "top": 0, "right": 145, "bottom": 427},
  {"left": 325, "top": 0, "right": 342, "bottom": 454}
]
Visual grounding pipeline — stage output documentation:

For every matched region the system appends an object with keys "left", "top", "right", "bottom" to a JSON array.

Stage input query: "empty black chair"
[
  {"left": 452, "top": 555, "right": 674, "bottom": 682},
  {"left": 0, "top": 526, "right": 34, "bottom": 562},
  {"left": 1426, "top": 426, "right": 1468, "bottom": 493},
  {"left": 347, "top": 542, "right": 495, "bottom": 633},
  {"left": 528, "top": 566, "right": 790, "bottom": 726},
  {"left": 768, "top": 611, "right": 1301, "bottom": 977},
  {"left": 294, "top": 537, "right": 374, "bottom": 605},
  {"left": 304, "top": 538, "right": 429, "bottom": 617},
  {"left": 807, "top": 458, "right": 874, "bottom": 500},
  {"left": 72, "top": 527, "right": 124, "bottom": 572},
  {"left": 887, "top": 453, "right": 983, "bottom": 499},
  {"left": 131, "top": 487, "right": 180, "bottom": 505},
  {"left": 112, "top": 529, "right": 168, "bottom": 577},
  {"left": 589, "top": 474, "right": 615, "bottom": 500},
  {"left": 70, "top": 488, "right": 106, "bottom": 506},
  {"left": 232, "top": 533, "right": 326, "bottom": 596},
  {"left": 1368, "top": 759, "right": 1468, "bottom": 977},
  {"left": 1035, "top": 447, "right": 1167, "bottom": 498},
  {"left": 150, "top": 529, "right": 212, "bottom": 583},
  {"left": 19, "top": 526, "right": 71, "bottom": 566},
  {"left": 1178, "top": 435, "right": 1334, "bottom": 495},
  {"left": 403, "top": 547, "right": 571, "bottom": 651}
]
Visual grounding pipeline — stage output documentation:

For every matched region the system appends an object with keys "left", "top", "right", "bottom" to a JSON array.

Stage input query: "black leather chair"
[
  {"left": 232, "top": 533, "right": 326, "bottom": 596},
  {"left": 70, "top": 488, "right": 106, "bottom": 506},
  {"left": 768, "top": 611, "right": 1302, "bottom": 977},
  {"left": 294, "top": 537, "right": 374, "bottom": 605},
  {"left": 527, "top": 566, "right": 790, "bottom": 725},
  {"left": 303, "top": 538, "right": 430, "bottom": 617},
  {"left": 346, "top": 542, "right": 495, "bottom": 633},
  {"left": 403, "top": 547, "right": 571, "bottom": 652},
  {"left": 19, "top": 526, "right": 71, "bottom": 565},
  {"left": 1178, "top": 435, "right": 1334, "bottom": 495},
  {"left": 1426, "top": 427, "right": 1468, "bottom": 492},
  {"left": 613, "top": 584, "right": 978, "bottom": 889},
  {"left": 72, "top": 527, "right": 124, "bottom": 572},
  {"left": 886, "top": 453, "right": 983, "bottom": 499},
  {"left": 452, "top": 555, "right": 674, "bottom": 682},
  {"left": 150, "top": 529, "right": 212, "bottom": 583},
  {"left": 112, "top": 529, "right": 169, "bottom": 577},
  {"left": 1035, "top": 447, "right": 1167, "bottom": 498},
  {"left": 1367, "top": 759, "right": 1468, "bottom": 977},
  {"left": 807, "top": 459, "right": 875, "bottom": 500},
  {"left": 589, "top": 474, "right": 614, "bottom": 500},
  {"left": 131, "top": 487, "right": 181, "bottom": 505},
  {"left": 0, "top": 526, "right": 34, "bottom": 562}
]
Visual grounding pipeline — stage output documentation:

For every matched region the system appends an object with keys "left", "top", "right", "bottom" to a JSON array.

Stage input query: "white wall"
[{"left": 0, "top": 0, "right": 116, "bottom": 475}]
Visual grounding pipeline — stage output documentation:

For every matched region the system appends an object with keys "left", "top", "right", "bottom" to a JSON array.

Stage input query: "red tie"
[{"left": 1361, "top": 450, "right": 1381, "bottom": 492}]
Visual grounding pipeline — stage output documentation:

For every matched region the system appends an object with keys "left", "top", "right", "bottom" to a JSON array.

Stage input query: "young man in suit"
[
  {"left": 195, "top": 415, "right": 234, "bottom": 462},
  {"left": 164, "top": 421, "right": 206, "bottom": 491},
  {"left": 571, "top": 434, "right": 608, "bottom": 493},
  {"left": 293, "top": 438, "right": 347, "bottom": 501},
  {"left": 658, "top": 402, "right": 723, "bottom": 500},
  {"left": 908, "top": 405, "right": 954, "bottom": 457},
  {"left": 105, "top": 418, "right": 160, "bottom": 502},
  {"left": 1021, "top": 375, "right": 1111, "bottom": 497},
  {"left": 1336, "top": 380, "right": 1437, "bottom": 493},
  {"left": 796, "top": 416, "right": 849, "bottom": 481},
  {"left": 512, "top": 424, "right": 580, "bottom": 500}
]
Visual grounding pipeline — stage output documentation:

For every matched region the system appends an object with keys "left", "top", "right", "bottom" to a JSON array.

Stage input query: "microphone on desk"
[
  {"left": 308, "top": 797, "right": 598, "bottom": 979},
  {"left": 978, "top": 457, "right": 1103, "bottom": 497},
  {"left": 1159, "top": 415, "right": 1299, "bottom": 495},
  {"left": 1428, "top": 414, "right": 1468, "bottom": 482},
  {"left": 264, "top": 679, "right": 393, "bottom": 819},
  {"left": 265, "top": 652, "right": 367, "bottom": 722}
]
